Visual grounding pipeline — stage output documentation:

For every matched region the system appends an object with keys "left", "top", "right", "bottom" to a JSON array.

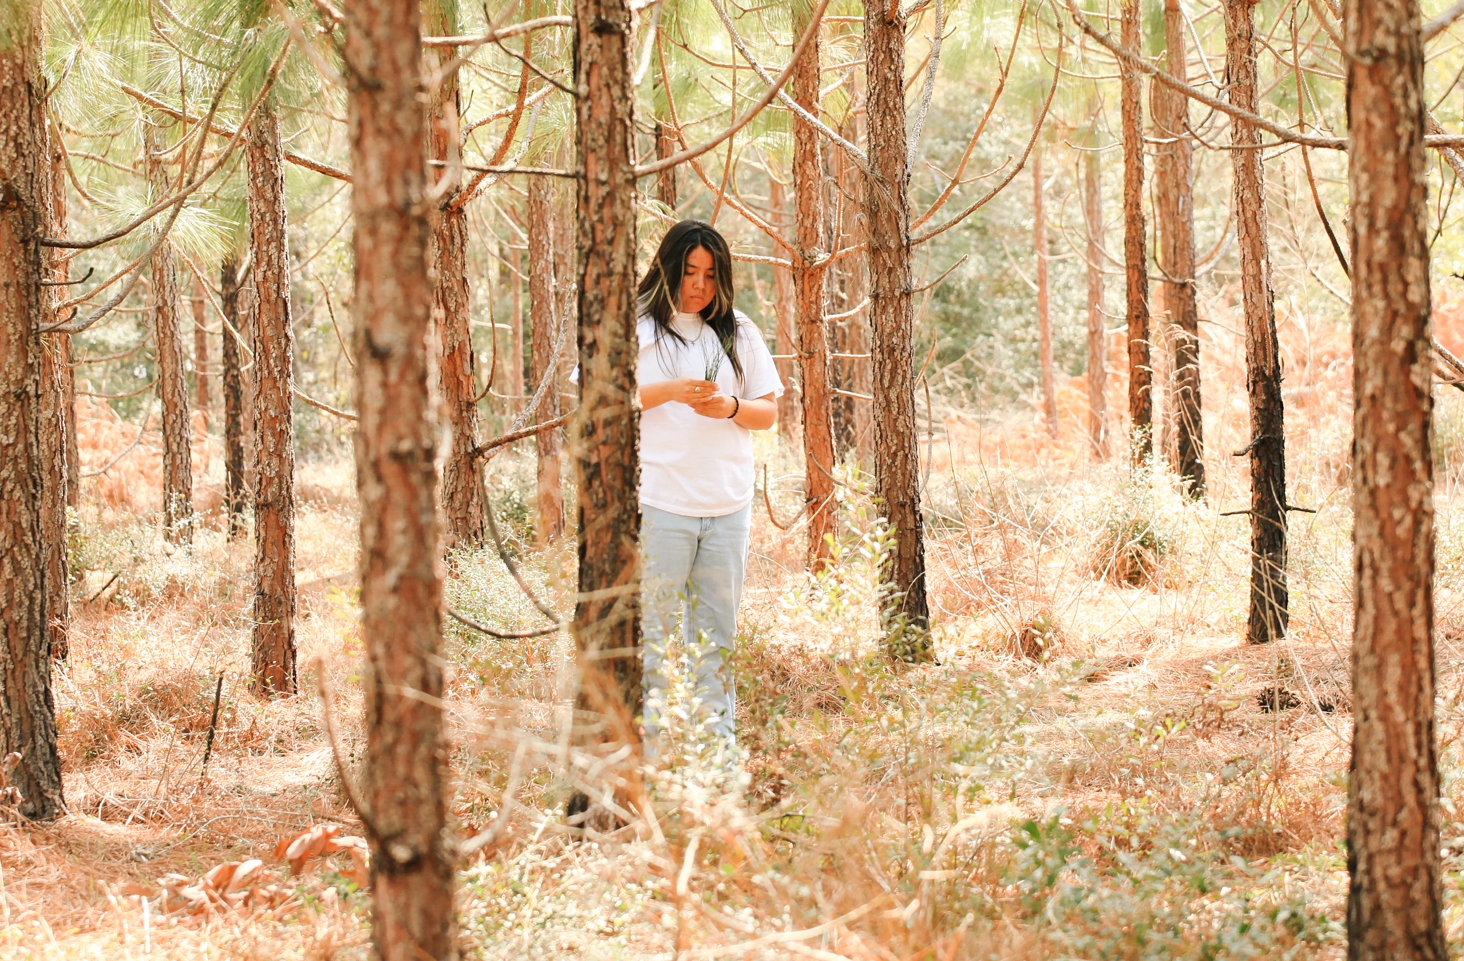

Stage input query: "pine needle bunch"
[{"left": 701, "top": 335, "right": 725, "bottom": 383}]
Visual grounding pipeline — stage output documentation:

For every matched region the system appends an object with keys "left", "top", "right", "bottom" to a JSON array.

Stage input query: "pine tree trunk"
[
  {"left": 49, "top": 138, "right": 79, "bottom": 514},
  {"left": 572, "top": 0, "right": 643, "bottom": 752},
  {"left": 192, "top": 273, "right": 210, "bottom": 426},
  {"left": 793, "top": 6, "right": 836, "bottom": 572},
  {"left": 430, "top": 8, "right": 487, "bottom": 552},
  {"left": 0, "top": 0, "right": 65, "bottom": 821},
  {"left": 221, "top": 258, "right": 247, "bottom": 539},
  {"left": 655, "top": 119, "right": 678, "bottom": 209},
  {"left": 1154, "top": 0, "right": 1204, "bottom": 496},
  {"left": 1346, "top": 0, "right": 1446, "bottom": 955},
  {"left": 1120, "top": 0, "right": 1151, "bottom": 462},
  {"left": 41, "top": 128, "right": 70, "bottom": 662},
  {"left": 145, "top": 123, "right": 194, "bottom": 544},
  {"left": 1224, "top": 0, "right": 1287, "bottom": 645},
  {"left": 1083, "top": 109, "right": 1108, "bottom": 460},
  {"left": 839, "top": 136, "right": 874, "bottom": 465},
  {"left": 343, "top": 0, "right": 455, "bottom": 953},
  {"left": 1033, "top": 129, "right": 1057, "bottom": 437},
  {"left": 768, "top": 178, "right": 802, "bottom": 448},
  {"left": 510, "top": 242, "right": 524, "bottom": 410},
  {"left": 865, "top": 0, "right": 931, "bottom": 660},
  {"left": 246, "top": 99, "right": 297, "bottom": 696},
  {"left": 528, "top": 173, "right": 564, "bottom": 547}
]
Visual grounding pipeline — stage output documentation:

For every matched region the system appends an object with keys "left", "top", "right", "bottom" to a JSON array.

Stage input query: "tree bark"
[
  {"left": 192, "top": 273, "right": 211, "bottom": 425},
  {"left": 0, "top": 0, "right": 65, "bottom": 821},
  {"left": 793, "top": 6, "right": 836, "bottom": 573},
  {"left": 145, "top": 122, "right": 194, "bottom": 544},
  {"left": 41, "top": 128, "right": 70, "bottom": 662},
  {"left": 572, "top": 0, "right": 643, "bottom": 756},
  {"left": 837, "top": 132, "right": 873, "bottom": 465},
  {"left": 1224, "top": 0, "right": 1287, "bottom": 645},
  {"left": 528, "top": 173, "right": 564, "bottom": 547},
  {"left": 1346, "top": 0, "right": 1445, "bottom": 956},
  {"left": 1120, "top": 0, "right": 1151, "bottom": 462},
  {"left": 510, "top": 241, "right": 525, "bottom": 410},
  {"left": 1154, "top": 0, "right": 1204, "bottom": 496},
  {"left": 1083, "top": 106, "right": 1108, "bottom": 460},
  {"left": 246, "top": 99, "right": 297, "bottom": 697},
  {"left": 49, "top": 138, "right": 79, "bottom": 514},
  {"left": 430, "top": 2, "right": 488, "bottom": 552},
  {"left": 221, "top": 258, "right": 247, "bottom": 539},
  {"left": 768, "top": 178, "right": 802, "bottom": 448},
  {"left": 655, "top": 119, "right": 678, "bottom": 209},
  {"left": 1033, "top": 126, "right": 1057, "bottom": 437},
  {"left": 343, "top": 0, "right": 455, "bottom": 954},
  {"left": 865, "top": 0, "right": 931, "bottom": 660}
]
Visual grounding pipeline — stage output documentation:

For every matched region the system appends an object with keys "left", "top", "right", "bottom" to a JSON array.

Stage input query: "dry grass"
[{"left": 14, "top": 302, "right": 1464, "bottom": 959}]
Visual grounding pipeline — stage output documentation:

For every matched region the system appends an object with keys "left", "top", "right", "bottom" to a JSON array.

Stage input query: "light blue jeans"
[{"left": 640, "top": 503, "right": 751, "bottom": 758}]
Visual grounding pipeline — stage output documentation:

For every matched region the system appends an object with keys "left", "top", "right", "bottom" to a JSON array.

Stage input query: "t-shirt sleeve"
[{"left": 733, "top": 312, "right": 784, "bottom": 399}]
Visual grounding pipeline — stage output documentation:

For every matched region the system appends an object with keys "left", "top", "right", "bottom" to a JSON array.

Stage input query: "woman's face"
[{"left": 677, "top": 246, "right": 716, "bottom": 315}]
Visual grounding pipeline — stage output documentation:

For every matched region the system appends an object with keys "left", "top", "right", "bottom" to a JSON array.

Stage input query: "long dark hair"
[{"left": 637, "top": 220, "right": 744, "bottom": 383}]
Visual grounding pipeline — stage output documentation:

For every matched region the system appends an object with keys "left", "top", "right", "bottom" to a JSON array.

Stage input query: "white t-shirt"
[{"left": 637, "top": 310, "right": 783, "bottom": 517}]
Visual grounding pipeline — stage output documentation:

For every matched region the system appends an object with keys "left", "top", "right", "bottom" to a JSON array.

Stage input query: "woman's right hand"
[{"left": 640, "top": 378, "right": 720, "bottom": 411}]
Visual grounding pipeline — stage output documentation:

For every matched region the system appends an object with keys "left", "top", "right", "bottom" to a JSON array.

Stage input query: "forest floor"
[{"left": 11, "top": 321, "right": 1464, "bottom": 959}]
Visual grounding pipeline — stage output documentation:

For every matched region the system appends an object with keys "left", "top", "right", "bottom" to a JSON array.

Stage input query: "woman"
[{"left": 636, "top": 220, "right": 781, "bottom": 761}]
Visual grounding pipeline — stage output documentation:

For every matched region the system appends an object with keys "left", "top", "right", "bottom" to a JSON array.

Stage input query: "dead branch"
[{"left": 635, "top": 0, "right": 831, "bottom": 178}]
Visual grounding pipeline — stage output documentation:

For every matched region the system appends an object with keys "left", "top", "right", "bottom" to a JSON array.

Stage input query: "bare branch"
[
  {"left": 422, "top": 14, "right": 572, "bottom": 47},
  {"left": 120, "top": 82, "right": 350, "bottom": 182},
  {"left": 634, "top": 0, "right": 832, "bottom": 178},
  {"left": 1426, "top": 0, "right": 1464, "bottom": 41},
  {"left": 702, "top": 0, "right": 868, "bottom": 174},
  {"left": 912, "top": 23, "right": 1062, "bottom": 246}
]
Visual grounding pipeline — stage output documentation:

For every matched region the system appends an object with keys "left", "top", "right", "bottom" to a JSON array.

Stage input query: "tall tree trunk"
[
  {"left": 41, "top": 128, "right": 70, "bottom": 662},
  {"left": 572, "top": 0, "right": 642, "bottom": 764},
  {"left": 865, "top": 0, "right": 931, "bottom": 660},
  {"left": 793, "top": 5, "right": 836, "bottom": 572},
  {"left": 221, "top": 258, "right": 247, "bottom": 539},
  {"left": 655, "top": 119, "right": 678, "bottom": 209},
  {"left": 1033, "top": 127, "right": 1057, "bottom": 437},
  {"left": 192, "top": 273, "right": 211, "bottom": 426},
  {"left": 145, "top": 122, "right": 194, "bottom": 544},
  {"left": 1154, "top": 0, "right": 1204, "bottom": 496},
  {"left": 768, "top": 178, "right": 802, "bottom": 448},
  {"left": 1083, "top": 107, "right": 1108, "bottom": 460},
  {"left": 510, "top": 241, "right": 524, "bottom": 410},
  {"left": 1224, "top": 0, "right": 1287, "bottom": 645},
  {"left": 1346, "top": 0, "right": 1445, "bottom": 956},
  {"left": 50, "top": 139, "right": 78, "bottom": 513},
  {"left": 838, "top": 132, "right": 874, "bottom": 465},
  {"left": 343, "top": 0, "right": 455, "bottom": 954},
  {"left": 430, "top": 3, "right": 487, "bottom": 551},
  {"left": 246, "top": 99, "right": 297, "bottom": 696},
  {"left": 1120, "top": 0, "right": 1151, "bottom": 462},
  {"left": 0, "top": 0, "right": 65, "bottom": 821},
  {"left": 528, "top": 173, "right": 564, "bottom": 546}
]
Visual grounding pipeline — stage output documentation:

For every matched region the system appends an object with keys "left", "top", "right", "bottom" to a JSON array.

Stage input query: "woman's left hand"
[{"left": 688, "top": 392, "right": 737, "bottom": 420}]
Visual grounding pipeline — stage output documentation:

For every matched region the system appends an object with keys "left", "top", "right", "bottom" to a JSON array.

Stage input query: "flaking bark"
[
  {"left": 793, "top": 7, "right": 836, "bottom": 573},
  {"left": 1224, "top": 0, "right": 1287, "bottom": 645},
  {"left": 1154, "top": 0, "right": 1204, "bottom": 496},
  {"left": 865, "top": 0, "right": 931, "bottom": 660},
  {"left": 246, "top": 99, "right": 297, "bottom": 696},
  {"left": 572, "top": 0, "right": 643, "bottom": 754},
  {"left": 145, "top": 122, "right": 193, "bottom": 544},
  {"left": 429, "top": 3, "right": 488, "bottom": 551},
  {"left": 343, "top": 0, "right": 456, "bottom": 954},
  {"left": 1345, "top": 0, "right": 1446, "bottom": 955},
  {"left": 221, "top": 258, "right": 247, "bottom": 539},
  {"left": 0, "top": 0, "right": 65, "bottom": 821},
  {"left": 1120, "top": 0, "right": 1151, "bottom": 461}
]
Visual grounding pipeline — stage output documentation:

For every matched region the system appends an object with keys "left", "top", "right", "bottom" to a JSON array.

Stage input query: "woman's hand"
[
  {"left": 687, "top": 392, "right": 737, "bottom": 419},
  {"left": 639, "top": 378, "right": 721, "bottom": 411}
]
